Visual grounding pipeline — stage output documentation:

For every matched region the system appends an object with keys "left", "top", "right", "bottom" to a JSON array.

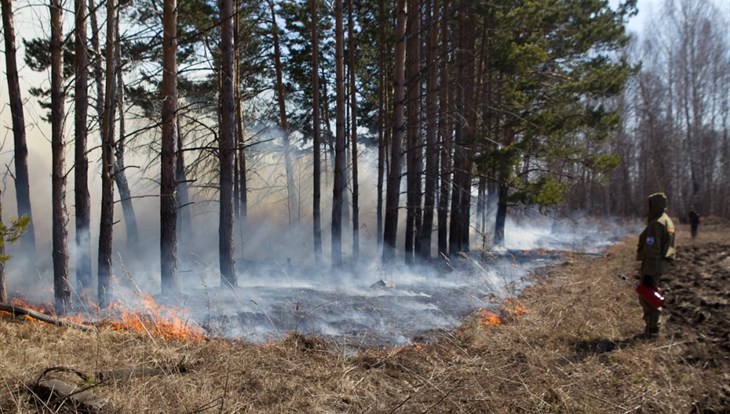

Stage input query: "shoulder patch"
[{"left": 667, "top": 225, "right": 675, "bottom": 234}]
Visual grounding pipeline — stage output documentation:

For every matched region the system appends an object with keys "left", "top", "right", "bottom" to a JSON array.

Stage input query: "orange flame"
[
  {"left": 3, "top": 294, "right": 204, "bottom": 341},
  {"left": 478, "top": 309, "right": 502, "bottom": 327},
  {"left": 503, "top": 298, "right": 528, "bottom": 318},
  {"left": 103, "top": 294, "right": 204, "bottom": 341}
]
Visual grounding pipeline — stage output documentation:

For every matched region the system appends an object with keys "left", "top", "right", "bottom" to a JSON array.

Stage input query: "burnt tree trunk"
[
  {"left": 219, "top": 0, "right": 237, "bottom": 287},
  {"left": 331, "top": 0, "right": 346, "bottom": 267},
  {"left": 1, "top": 0, "right": 35, "bottom": 253},
  {"left": 73, "top": 0, "right": 91, "bottom": 293},
  {"left": 98, "top": 0, "right": 117, "bottom": 308},
  {"left": 160, "top": 0, "right": 179, "bottom": 295},
  {"left": 51, "top": 0, "right": 70, "bottom": 313},
  {"left": 383, "top": 0, "right": 407, "bottom": 263},
  {"left": 311, "top": 0, "right": 323, "bottom": 263}
]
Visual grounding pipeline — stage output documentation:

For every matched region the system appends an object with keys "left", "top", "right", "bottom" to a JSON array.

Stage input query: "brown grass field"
[{"left": 1, "top": 221, "right": 728, "bottom": 413}]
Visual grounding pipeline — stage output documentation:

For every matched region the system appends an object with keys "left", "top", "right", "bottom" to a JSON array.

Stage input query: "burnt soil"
[{"left": 1, "top": 221, "right": 728, "bottom": 413}]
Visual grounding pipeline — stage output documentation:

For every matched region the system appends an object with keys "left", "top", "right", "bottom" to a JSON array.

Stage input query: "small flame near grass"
[{"left": 478, "top": 309, "right": 502, "bottom": 327}]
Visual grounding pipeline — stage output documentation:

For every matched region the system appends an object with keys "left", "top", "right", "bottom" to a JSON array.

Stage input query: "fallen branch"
[
  {"left": 30, "top": 379, "right": 108, "bottom": 413},
  {"left": 0, "top": 303, "right": 96, "bottom": 332}
]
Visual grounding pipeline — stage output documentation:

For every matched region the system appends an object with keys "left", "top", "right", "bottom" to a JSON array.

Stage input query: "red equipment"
[{"left": 636, "top": 284, "right": 665, "bottom": 309}]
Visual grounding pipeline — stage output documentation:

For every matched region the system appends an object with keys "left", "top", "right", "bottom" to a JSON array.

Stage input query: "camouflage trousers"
[{"left": 639, "top": 296, "right": 661, "bottom": 335}]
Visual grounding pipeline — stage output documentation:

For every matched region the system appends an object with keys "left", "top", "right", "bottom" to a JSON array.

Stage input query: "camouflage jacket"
[{"left": 637, "top": 193, "right": 676, "bottom": 276}]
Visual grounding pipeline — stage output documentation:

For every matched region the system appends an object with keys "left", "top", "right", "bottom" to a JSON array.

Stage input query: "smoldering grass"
[{"left": 0, "top": 223, "right": 727, "bottom": 413}]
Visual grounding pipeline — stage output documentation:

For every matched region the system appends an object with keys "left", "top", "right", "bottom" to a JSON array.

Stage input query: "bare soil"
[{"left": 1, "top": 221, "right": 728, "bottom": 413}]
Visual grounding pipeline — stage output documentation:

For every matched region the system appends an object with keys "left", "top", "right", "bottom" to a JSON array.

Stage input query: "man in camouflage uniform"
[{"left": 636, "top": 193, "right": 676, "bottom": 337}]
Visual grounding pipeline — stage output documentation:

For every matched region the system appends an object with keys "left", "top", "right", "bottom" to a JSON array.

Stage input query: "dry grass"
[{"left": 1, "top": 223, "right": 726, "bottom": 413}]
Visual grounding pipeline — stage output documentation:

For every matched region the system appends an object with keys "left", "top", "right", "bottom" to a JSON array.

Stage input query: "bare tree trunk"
[
  {"left": 347, "top": 0, "right": 359, "bottom": 261},
  {"left": 417, "top": 0, "right": 438, "bottom": 261},
  {"left": 98, "top": 0, "right": 117, "bottom": 308},
  {"left": 376, "top": 0, "right": 387, "bottom": 251},
  {"left": 220, "top": 0, "right": 237, "bottom": 287},
  {"left": 233, "top": 0, "right": 247, "bottom": 223},
  {"left": 71, "top": 0, "right": 92, "bottom": 294},
  {"left": 331, "top": 0, "right": 346, "bottom": 267},
  {"left": 235, "top": 111, "right": 247, "bottom": 220},
  {"left": 311, "top": 0, "right": 323, "bottom": 263},
  {"left": 404, "top": 0, "right": 421, "bottom": 265},
  {"left": 383, "top": 0, "right": 407, "bottom": 263},
  {"left": 160, "top": 0, "right": 179, "bottom": 295},
  {"left": 437, "top": 0, "right": 450, "bottom": 258},
  {"left": 448, "top": 0, "right": 475, "bottom": 257},
  {"left": 51, "top": 0, "right": 70, "bottom": 313},
  {"left": 1, "top": 0, "right": 35, "bottom": 254},
  {"left": 113, "top": 20, "right": 139, "bottom": 255},
  {"left": 268, "top": 0, "right": 298, "bottom": 225}
]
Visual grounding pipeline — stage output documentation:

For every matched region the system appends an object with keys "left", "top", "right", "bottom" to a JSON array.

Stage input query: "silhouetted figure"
[{"left": 688, "top": 210, "right": 700, "bottom": 239}]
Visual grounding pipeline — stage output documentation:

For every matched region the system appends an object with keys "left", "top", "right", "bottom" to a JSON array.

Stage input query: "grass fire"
[{"left": 1, "top": 222, "right": 728, "bottom": 412}]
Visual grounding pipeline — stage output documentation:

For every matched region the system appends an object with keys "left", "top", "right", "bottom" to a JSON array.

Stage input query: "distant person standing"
[
  {"left": 636, "top": 193, "right": 676, "bottom": 338},
  {"left": 688, "top": 209, "right": 700, "bottom": 239}
]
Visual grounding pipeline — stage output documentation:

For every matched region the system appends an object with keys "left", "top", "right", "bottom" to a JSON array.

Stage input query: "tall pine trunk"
[
  {"left": 404, "top": 0, "right": 421, "bottom": 264},
  {"left": 376, "top": 0, "right": 387, "bottom": 251},
  {"left": 219, "top": 0, "right": 237, "bottom": 287},
  {"left": 311, "top": 0, "right": 323, "bottom": 263},
  {"left": 269, "top": 0, "right": 298, "bottom": 224},
  {"left": 417, "top": 0, "right": 438, "bottom": 261},
  {"left": 437, "top": 0, "right": 451, "bottom": 258},
  {"left": 160, "top": 0, "right": 179, "bottom": 295},
  {"left": 113, "top": 20, "right": 139, "bottom": 254},
  {"left": 51, "top": 0, "right": 70, "bottom": 313},
  {"left": 331, "top": 0, "right": 346, "bottom": 267},
  {"left": 348, "top": 0, "right": 359, "bottom": 261},
  {"left": 1, "top": 0, "right": 35, "bottom": 254},
  {"left": 448, "top": 0, "right": 475, "bottom": 257},
  {"left": 233, "top": 0, "right": 247, "bottom": 223},
  {"left": 73, "top": 0, "right": 91, "bottom": 294},
  {"left": 383, "top": 0, "right": 407, "bottom": 263},
  {"left": 98, "top": 0, "right": 117, "bottom": 308}
]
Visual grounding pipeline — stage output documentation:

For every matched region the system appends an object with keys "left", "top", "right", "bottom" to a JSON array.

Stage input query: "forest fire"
[
  {"left": 478, "top": 309, "right": 502, "bottom": 327},
  {"left": 503, "top": 298, "right": 529, "bottom": 318},
  {"left": 102, "top": 294, "right": 205, "bottom": 341},
  {"left": 2, "top": 294, "right": 204, "bottom": 341}
]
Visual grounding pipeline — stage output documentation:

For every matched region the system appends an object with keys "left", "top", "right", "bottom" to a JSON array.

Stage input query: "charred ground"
[{"left": 1, "top": 222, "right": 728, "bottom": 413}]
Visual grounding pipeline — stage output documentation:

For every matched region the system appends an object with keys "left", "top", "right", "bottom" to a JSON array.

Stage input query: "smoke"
[{"left": 0, "top": 95, "right": 637, "bottom": 346}]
